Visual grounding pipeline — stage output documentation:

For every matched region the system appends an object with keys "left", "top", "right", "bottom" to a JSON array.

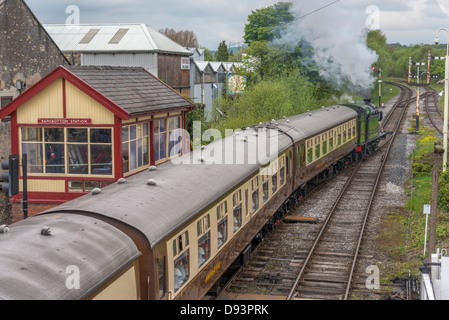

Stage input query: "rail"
[{"left": 286, "top": 82, "right": 414, "bottom": 300}]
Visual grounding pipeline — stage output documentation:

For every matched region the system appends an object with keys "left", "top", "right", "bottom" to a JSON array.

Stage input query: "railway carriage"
[{"left": 0, "top": 102, "right": 385, "bottom": 300}]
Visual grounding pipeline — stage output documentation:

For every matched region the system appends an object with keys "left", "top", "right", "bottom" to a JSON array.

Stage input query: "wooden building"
[{"left": 0, "top": 65, "right": 193, "bottom": 221}]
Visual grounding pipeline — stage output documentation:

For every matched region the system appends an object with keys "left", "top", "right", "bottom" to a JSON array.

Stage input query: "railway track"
[
  {"left": 423, "top": 86, "right": 444, "bottom": 136},
  {"left": 220, "top": 83, "right": 415, "bottom": 300}
]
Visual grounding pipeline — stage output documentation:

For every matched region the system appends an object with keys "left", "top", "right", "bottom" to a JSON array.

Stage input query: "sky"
[{"left": 25, "top": 0, "right": 449, "bottom": 50}]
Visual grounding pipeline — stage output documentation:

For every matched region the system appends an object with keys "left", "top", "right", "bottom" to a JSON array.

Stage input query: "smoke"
[{"left": 274, "top": 1, "right": 379, "bottom": 97}]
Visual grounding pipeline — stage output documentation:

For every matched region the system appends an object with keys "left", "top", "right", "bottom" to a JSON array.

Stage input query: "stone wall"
[{"left": 0, "top": 0, "right": 69, "bottom": 223}]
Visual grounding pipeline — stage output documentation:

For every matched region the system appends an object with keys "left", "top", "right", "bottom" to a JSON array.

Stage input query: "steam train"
[{"left": 0, "top": 100, "right": 385, "bottom": 300}]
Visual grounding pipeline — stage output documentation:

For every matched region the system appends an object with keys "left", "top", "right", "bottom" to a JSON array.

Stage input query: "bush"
[
  {"left": 210, "top": 70, "right": 317, "bottom": 136},
  {"left": 410, "top": 128, "right": 437, "bottom": 176}
]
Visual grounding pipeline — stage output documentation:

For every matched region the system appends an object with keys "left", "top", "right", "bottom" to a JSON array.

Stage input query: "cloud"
[
  {"left": 25, "top": 0, "right": 280, "bottom": 49},
  {"left": 24, "top": 0, "right": 449, "bottom": 50}
]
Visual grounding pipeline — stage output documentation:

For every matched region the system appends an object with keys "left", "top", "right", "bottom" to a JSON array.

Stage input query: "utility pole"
[
  {"left": 429, "top": 140, "right": 444, "bottom": 260},
  {"left": 416, "top": 65, "right": 420, "bottom": 131}
]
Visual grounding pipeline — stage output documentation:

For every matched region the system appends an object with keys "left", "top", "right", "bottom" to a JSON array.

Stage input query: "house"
[
  {"left": 44, "top": 23, "right": 193, "bottom": 96},
  {"left": 0, "top": 65, "right": 193, "bottom": 221}
]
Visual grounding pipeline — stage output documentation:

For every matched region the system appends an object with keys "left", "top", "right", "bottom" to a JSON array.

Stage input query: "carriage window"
[
  {"left": 315, "top": 143, "right": 320, "bottom": 160},
  {"left": 296, "top": 145, "right": 301, "bottom": 170},
  {"left": 158, "top": 256, "right": 166, "bottom": 299},
  {"left": 280, "top": 167, "right": 285, "bottom": 186},
  {"left": 233, "top": 190, "right": 242, "bottom": 232},
  {"left": 233, "top": 204, "right": 242, "bottom": 233},
  {"left": 272, "top": 173, "right": 277, "bottom": 193},
  {"left": 217, "top": 216, "right": 228, "bottom": 249},
  {"left": 197, "top": 215, "right": 210, "bottom": 236},
  {"left": 217, "top": 201, "right": 228, "bottom": 249},
  {"left": 217, "top": 200, "right": 228, "bottom": 220},
  {"left": 174, "top": 250, "right": 190, "bottom": 292},
  {"left": 233, "top": 190, "right": 241, "bottom": 207},
  {"left": 197, "top": 215, "right": 211, "bottom": 268},
  {"left": 198, "top": 231, "right": 210, "bottom": 268},
  {"left": 251, "top": 176, "right": 259, "bottom": 191},
  {"left": 245, "top": 189, "right": 249, "bottom": 217},
  {"left": 173, "top": 231, "right": 189, "bottom": 257},
  {"left": 262, "top": 181, "right": 269, "bottom": 203},
  {"left": 329, "top": 137, "right": 334, "bottom": 152},
  {"left": 307, "top": 148, "right": 313, "bottom": 164},
  {"left": 252, "top": 189, "right": 259, "bottom": 213},
  {"left": 322, "top": 133, "right": 327, "bottom": 155}
]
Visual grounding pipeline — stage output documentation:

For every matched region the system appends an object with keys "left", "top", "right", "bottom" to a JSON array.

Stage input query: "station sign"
[{"left": 37, "top": 118, "right": 92, "bottom": 125}]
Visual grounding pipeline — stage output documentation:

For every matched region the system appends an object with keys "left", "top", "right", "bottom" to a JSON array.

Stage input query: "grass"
[{"left": 374, "top": 123, "right": 449, "bottom": 283}]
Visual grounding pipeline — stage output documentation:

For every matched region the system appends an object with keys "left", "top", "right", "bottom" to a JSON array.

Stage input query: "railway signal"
[{"left": 1, "top": 154, "right": 20, "bottom": 197}]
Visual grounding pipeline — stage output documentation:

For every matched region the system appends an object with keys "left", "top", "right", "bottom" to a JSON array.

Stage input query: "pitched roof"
[
  {"left": 0, "top": 66, "right": 193, "bottom": 120},
  {"left": 44, "top": 23, "right": 192, "bottom": 56},
  {"left": 192, "top": 61, "right": 212, "bottom": 72},
  {"left": 69, "top": 66, "right": 193, "bottom": 115}
]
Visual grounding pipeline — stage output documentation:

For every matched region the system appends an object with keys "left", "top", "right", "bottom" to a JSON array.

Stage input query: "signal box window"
[
  {"left": 122, "top": 123, "right": 150, "bottom": 174},
  {"left": 21, "top": 127, "right": 113, "bottom": 176}
]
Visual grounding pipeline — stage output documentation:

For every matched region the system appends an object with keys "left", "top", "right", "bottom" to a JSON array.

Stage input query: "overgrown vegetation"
[{"left": 374, "top": 127, "right": 447, "bottom": 282}]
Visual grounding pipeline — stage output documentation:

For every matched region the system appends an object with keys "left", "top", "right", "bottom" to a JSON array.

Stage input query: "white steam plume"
[{"left": 275, "top": 1, "right": 379, "bottom": 97}]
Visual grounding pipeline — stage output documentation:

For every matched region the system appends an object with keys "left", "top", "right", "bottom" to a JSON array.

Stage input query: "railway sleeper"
[
  {"left": 303, "top": 273, "right": 349, "bottom": 284},
  {"left": 298, "top": 280, "right": 347, "bottom": 291}
]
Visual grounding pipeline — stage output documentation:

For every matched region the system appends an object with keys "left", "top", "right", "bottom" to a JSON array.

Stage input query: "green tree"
[
  {"left": 366, "top": 30, "right": 394, "bottom": 78},
  {"left": 202, "top": 47, "right": 215, "bottom": 61},
  {"left": 211, "top": 69, "right": 317, "bottom": 134},
  {"left": 215, "top": 40, "right": 229, "bottom": 61},
  {"left": 243, "top": 2, "right": 294, "bottom": 45}
]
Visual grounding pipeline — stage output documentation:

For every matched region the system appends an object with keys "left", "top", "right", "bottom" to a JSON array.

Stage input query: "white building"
[{"left": 44, "top": 23, "right": 192, "bottom": 96}]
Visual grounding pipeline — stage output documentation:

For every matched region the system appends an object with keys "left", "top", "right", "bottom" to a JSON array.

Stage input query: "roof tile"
[{"left": 69, "top": 66, "right": 193, "bottom": 115}]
